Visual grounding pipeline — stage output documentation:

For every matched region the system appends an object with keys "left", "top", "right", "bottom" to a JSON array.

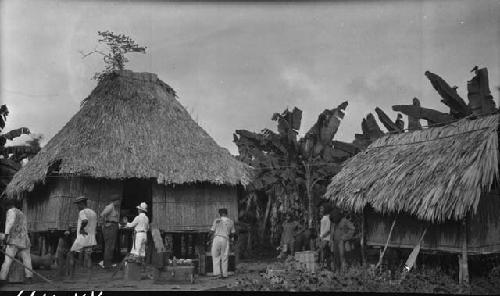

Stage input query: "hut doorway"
[{"left": 122, "top": 178, "right": 153, "bottom": 223}]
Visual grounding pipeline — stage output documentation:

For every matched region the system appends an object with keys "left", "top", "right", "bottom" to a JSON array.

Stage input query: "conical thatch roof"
[
  {"left": 324, "top": 114, "right": 499, "bottom": 222},
  {"left": 5, "top": 70, "right": 251, "bottom": 198}
]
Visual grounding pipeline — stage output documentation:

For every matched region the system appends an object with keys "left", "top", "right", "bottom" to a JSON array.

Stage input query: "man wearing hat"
[
  {"left": 123, "top": 202, "right": 149, "bottom": 258},
  {"left": 99, "top": 194, "right": 121, "bottom": 268},
  {"left": 209, "top": 208, "right": 235, "bottom": 279},
  {"left": 0, "top": 198, "right": 33, "bottom": 285},
  {"left": 69, "top": 195, "right": 97, "bottom": 278}
]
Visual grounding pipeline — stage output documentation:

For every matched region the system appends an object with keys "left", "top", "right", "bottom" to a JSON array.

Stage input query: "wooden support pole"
[
  {"left": 459, "top": 218, "right": 469, "bottom": 285},
  {"left": 376, "top": 217, "right": 397, "bottom": 269},
  {"left": 360, "top": 208, "right": 366, "bottom": 266}
]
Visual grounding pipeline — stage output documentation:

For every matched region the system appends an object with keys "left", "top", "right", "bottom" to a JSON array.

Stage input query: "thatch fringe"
[
  {"left": 5, "top": 70, "right": 251, "bottom": 199},
  {"left": 324, "top": 114, "right": 499, "bottom": 222}
]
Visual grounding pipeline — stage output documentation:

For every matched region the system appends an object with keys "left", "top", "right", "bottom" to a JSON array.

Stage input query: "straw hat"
[
  {"left": 74, "top": 195, "right": 88, "bottom": 204},
  {"left": 136, "top": 202, "right": 148, "bottom": 212}
]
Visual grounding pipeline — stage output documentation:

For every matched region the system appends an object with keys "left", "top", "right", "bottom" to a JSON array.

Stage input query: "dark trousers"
[
  {"left": 319, "top": 240, "right": 331, "bottom": 268},
  {"left": 102, "top": 223, "right": 118, "bottom": 267},
  {"left": 331, "top": 239, "right": 346, "bottom": 271}
]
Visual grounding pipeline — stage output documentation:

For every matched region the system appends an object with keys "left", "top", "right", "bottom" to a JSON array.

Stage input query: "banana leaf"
[
  {"left": 467, "top": 67, "right": 497, "bottom": 115},
  {"left": 375, "top": 107, "right": 402, "bottom": 133},
  {"left": 424, "top": 70, "right": 471, "bottom": 118},
  {"left": 392, "top": 105, "right": 454, "bottom": 124}
]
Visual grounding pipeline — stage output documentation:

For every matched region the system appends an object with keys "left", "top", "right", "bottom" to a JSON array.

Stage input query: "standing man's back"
[{"left": 210, "top": 208, "right": 235, "bottom": 278}]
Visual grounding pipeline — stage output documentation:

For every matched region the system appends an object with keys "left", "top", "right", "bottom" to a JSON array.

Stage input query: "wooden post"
[
  {"left": 360, "top": 208, "right": 366, "bottom": 266},
  {"left": 376, "top": 217, "right": 397, "bottom": 269},
  {"left": 459, "top": 218, "right": 469, "bottom": 285}
]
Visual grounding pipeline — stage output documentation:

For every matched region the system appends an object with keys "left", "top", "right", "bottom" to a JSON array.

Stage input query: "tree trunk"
[
  {"left": 304, "top": 161, "right": 314, "bottom": 229},
  {"left": 259, "top": 196, "right": 273, "bottom": 242}
]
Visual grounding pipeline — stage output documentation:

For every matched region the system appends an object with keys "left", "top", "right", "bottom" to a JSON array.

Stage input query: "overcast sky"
[{"left": 1, "top": 0, "right": 499, "bottom": 155}]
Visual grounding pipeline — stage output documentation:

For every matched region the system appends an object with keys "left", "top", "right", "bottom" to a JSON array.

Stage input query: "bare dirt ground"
[
  {"left": 1, "top": 264, "right": 240, "bottom": 291},
  {"left": 1, "top": 258, "right": 499, "bottom": 293}
]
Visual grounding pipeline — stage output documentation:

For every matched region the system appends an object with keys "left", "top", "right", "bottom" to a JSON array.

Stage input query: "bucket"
[
  {"left": 123, "top": 262, "right": 142, "bottom": 281},
  {"left": 8, "top": 260, "right": 25, "bottom": 283},
  {"left": 294, "top": 251, "right": 318, "bottom": 273}
]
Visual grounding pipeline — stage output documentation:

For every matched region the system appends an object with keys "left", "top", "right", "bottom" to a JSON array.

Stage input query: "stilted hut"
[
  {"left": 324, "top": 114, "right": 500, "bottom": 283},
  {"left": 3, "top": 70, "right": 251, "bottom": 261}
]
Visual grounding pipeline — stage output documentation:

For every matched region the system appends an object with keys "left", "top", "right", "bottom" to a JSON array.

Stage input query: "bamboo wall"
[
  {"left": 24, "top": 177, "right": 123, "bottom": 231},
  {"left": 152, "top": 183, "right": 238, "bottom": 232},
  {"left": 365, "top": 190, "right": 500, "bottom": 254}
]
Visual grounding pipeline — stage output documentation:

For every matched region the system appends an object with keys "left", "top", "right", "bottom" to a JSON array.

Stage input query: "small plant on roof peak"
[{"left": 81, "top": 30, "right": 147, "bottom": 81}]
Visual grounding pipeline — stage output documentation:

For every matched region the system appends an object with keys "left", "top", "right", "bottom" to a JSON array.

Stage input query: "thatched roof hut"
[
  {"left": 4, "top": 70, "right": 251, "bottom": 234},
  {"left": 6, "top": 70, "right": 250, "bottom": 196},
  {"left": 324, "top": 114, "right": 500, "bottom": 254}
]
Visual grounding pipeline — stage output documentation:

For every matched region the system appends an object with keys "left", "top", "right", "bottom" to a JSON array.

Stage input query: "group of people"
[
  {"left": 278, "top": 203, "right": 355, "bottom": 271},
  {"left": 0, "top": 194, "right": 237, "bottom": 285},
  {"left": 0, "top": 195, "right": 150, "bottom": 285}
]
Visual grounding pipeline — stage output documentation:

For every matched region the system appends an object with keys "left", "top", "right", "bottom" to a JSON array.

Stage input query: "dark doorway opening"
[{"left": 122, "top": 178, "right": 153, "bottom": 223}]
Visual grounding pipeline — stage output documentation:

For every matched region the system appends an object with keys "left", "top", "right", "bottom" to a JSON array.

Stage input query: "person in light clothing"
[
  {"left": 69, "top": 195, "right": 97, "bottom": 278},
  {"left": 0, "top": 199, "right": 33, "bottom": 286},
  {"left": 123, "top": 202, "right": 149, "bottom": 258},
  {"left": 319, "top": 204, "right": 332, "bottom": 269},
  {"left": 99, "top": 194, "right": 121, "bottom": 268},
  {"left": 209, "top": 208, "right": 235, "bottom": 279}
]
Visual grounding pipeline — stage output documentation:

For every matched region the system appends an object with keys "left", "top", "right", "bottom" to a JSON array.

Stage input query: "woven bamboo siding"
[
  {"left": 365, "top": 190, "right": 500, "bottom": 254},
  {"left": 24, "top": 177, "right": 123, "bottom": 231},
  {"left": 152, "top": 183, "right": 238, "bottom": 232}
]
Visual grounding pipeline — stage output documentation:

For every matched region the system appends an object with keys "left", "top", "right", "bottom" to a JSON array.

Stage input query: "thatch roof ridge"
[
  {"left": 324, "top": 114, "right": 499, "bottom": 222},
  {"left": 5, "top": 70, "right": 251, "bottom": 198}
]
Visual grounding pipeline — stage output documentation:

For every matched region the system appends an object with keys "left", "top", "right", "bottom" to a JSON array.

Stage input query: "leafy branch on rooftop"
[{"left": 80, "top": 30, "right": 147, "bottom": 82}]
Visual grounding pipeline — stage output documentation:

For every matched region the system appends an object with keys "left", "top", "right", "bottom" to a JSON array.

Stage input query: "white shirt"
[
  {"left": 4, "top": 208, "right": 16, "bottom": 234},
  {"left": 211, "top": 216, "right": 235, "bottom": 239},
  {"left": 320, "top": 215, "right": 331, "bottom": 241},
  {"left": 126, "top": 213, "right": 149, "bottom": 232},
  {"left": 70, "top": 208, "right": 97, "bottom": 251}
]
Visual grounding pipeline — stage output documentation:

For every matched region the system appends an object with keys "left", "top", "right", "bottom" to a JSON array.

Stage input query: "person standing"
[
  {"left": 319, "top": 204, "right": 332, "bottom": 269},
  {"left": 0, "top": 199, "right": 33, "bottom": 285},
  {"left": 69, "top": 196, "right": 97, "bottom": 279},
  {"left": 99, "top": 194, "right": 121, "bottom": 268},
  {"left": 330, "top": 209, "right": 355, "bottom": 271},
  {"left": 209, "top": 208, "right": 235, "bottom": 279},
  {"left": 278, "top": 213, "right": 299, "bottom": 259},
  {"left": 123, "top": 202, "right": 149, "bottom": 259}
]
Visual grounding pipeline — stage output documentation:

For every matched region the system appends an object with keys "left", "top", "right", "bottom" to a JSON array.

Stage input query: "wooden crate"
[{"left": 160, "top": 265, "right": 195, "bottom": 283}]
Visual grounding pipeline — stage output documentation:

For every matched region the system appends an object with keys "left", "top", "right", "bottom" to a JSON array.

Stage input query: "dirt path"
[{"left": 1, "top": 265, "right": 246, "bottom": 291}]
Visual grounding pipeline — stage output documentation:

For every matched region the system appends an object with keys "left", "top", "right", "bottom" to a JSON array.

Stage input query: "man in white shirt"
[
  {"left": 99, "top": 194, "right": 121, "bottom": 268},
  {"left": 0, "top": 199, "right": 32, "bottom": 286},
  {"left": 69, "top": 195, "right": 97, "bottom": 279},
  {"left": 209, "top": 208, "right": 235, "bottom": 279},
  {"left": 319, "top": 204, "right": 332, "bottom": 270},
  {"left": 123, "top": 202, "right": 149, "bottom": 258}
]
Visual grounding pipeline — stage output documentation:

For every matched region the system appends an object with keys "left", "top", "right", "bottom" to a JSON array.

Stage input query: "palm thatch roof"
[
  {"left": 5, "top": 70, "right": 251, "bottom": 198},
  {"left": 324, "top": 114, "right": 499, "bottom": 222}
]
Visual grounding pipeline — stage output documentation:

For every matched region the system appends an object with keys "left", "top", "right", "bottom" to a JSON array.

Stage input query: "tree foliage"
[
  {"left": 234, "top": 102, "right": 353, "bottom": 245},
  {"left": 81, "top": 31, "right": 147, "bottom": 81},
  {"left": 0, "top": 105, "right": 41, "bottom": 194}
]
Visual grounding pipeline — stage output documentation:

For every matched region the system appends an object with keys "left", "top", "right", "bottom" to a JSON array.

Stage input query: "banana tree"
[
  {"left": 234, "top": 102, "right": 353, "bottom": 241},
  {"left": 298, "top": 101, "right": 350, "bottom": 228},
  {"left": 0, "top": 104, "right": 41, "bottom": 195}
]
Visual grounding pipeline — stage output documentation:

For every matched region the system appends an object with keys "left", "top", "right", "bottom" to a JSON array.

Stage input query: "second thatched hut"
[{"left": 324, "top": 114, "right": 500, "bottom": 282}]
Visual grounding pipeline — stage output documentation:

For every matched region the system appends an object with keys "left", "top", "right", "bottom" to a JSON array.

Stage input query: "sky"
[{"left": 1, "top": 0, "right": 499, "bottom": 155}]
